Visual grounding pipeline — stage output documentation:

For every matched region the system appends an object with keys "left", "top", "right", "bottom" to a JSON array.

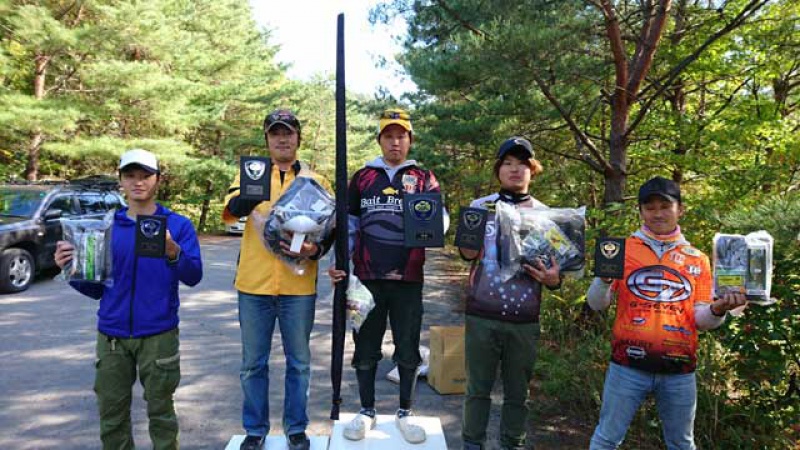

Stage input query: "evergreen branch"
[
  {"left": 626, "top": 0, "right": 771, "bottom": 138},
  {"left": 434, "top": 0, "right": 488, "bottom": 38}
]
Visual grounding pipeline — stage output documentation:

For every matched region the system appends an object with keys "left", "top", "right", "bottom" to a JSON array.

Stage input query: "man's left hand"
[
  {"left": 165, "top": 230, "right": 181, "bottom": 261},
  {"left": 711, "top": 292, "right": 748, "bottom": 316},
  {"left": 280, "top": 238, "right": 318, "bottom": 259}
]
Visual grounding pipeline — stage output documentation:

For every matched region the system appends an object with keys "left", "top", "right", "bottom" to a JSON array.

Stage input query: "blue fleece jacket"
[{"left": 70, "top": 204, "right": 203, "bottom": 338}]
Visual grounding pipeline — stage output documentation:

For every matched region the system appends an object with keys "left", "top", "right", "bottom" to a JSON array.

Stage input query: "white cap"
[{"left": 119, "top": 149, "right": 159, "bottom": 173}]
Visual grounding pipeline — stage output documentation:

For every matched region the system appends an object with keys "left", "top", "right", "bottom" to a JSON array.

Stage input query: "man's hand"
[
  {"left": 328, "top": 267, "right": 346, "bottom": 285},
  {"left": 54, "top": 240, "right": 74, "bottom": 269},
  {"left": 711, "top": 291, "right": 748, "bottom": 316},
  {"left": 522, "top": 256, "right": 561, "bottom": 288},
  {"left": 165, "top": 230, "right": 181, "bottom": 261},
  {"left": 279, "top": 236, "right": 318, "bottom": 259}
]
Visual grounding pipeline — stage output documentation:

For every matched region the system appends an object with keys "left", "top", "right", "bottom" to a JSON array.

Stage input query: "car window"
[
  {"left": 103, "top": 192, "right": 123, "bottom": 211},
  {"left": 78, "top": 193, "right": 107, "bottom": 214},
  {"left": 48, "top": 195, "right": 79, "bottom": 217},
  {"left": 0, "top": 189, "right": 46, "bottom": 218}
]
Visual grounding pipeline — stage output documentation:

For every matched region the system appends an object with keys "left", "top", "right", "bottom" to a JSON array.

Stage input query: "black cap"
[
  {"left": 497, "top": 137, "right": 534, "bottom": 160},
  {"left": 638, "top": 176, "right": 681, "bottom": 204},
  {"left": 263, "top": 109, "right": 301, "bottom": 133}
]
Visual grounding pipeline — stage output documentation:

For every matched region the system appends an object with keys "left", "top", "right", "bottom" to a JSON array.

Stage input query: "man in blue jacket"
[{"left": 54, "top": 149, "right": 203, "bottom": 450}]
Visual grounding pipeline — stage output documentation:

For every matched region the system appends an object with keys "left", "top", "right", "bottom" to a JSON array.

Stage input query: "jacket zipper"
[{"left": 130, "top": 256, "right": 138, "bottom": 337}]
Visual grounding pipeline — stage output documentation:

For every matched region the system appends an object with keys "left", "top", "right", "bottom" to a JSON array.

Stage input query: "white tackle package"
[
  {"left": 346, "top": 275, "right": 375, "bottom": 332},
  {"left": 258, "top": 176, "right": 335, "bottom": 274},
  {"left": 713, "top": 231, "right": 774, "bottom": 305},
  {"left": 59, "top": 210, "right": 114, "bottom": 286},
  {"left": 496, "top": 201, "right": 586, "bottom": 281}
]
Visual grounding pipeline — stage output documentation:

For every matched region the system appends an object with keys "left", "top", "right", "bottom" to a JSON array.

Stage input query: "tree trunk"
[
  {"left": 198, "top": 129, "right": 223, "bottom": 231},
  {"left": 605, "top": 97, "right": 628, "bottom": 204},
  {"left": 198, "top": 179, "right": 213, "bottom": 232},
  {"left": 26, "top": 54, "right": 50, "bottom": 181}
]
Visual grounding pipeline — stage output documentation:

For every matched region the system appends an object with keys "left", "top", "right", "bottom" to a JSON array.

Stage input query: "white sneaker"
[
  {"left": 396, "top": 414, "right": 426, "bottom": 444},
  {"left": 343, "top": 413, "right": 376, "bottom": 441}
]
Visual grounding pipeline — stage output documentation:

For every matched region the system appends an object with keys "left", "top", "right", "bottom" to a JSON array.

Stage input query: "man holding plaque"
[
  {"left": 222, "top": 109, "right": 331, "bottom": 450},
  {"left": 54, "top": 149, "right": 203, "bottom": 450},
  {"left": 586, "top": 176, "right": 747, "bottom": 450},
  {"left": 457, "top": 137, "right": 561, "bottom": 450},
  {"left": 328, "top": 108, "right": 445, "bottom": 444}
]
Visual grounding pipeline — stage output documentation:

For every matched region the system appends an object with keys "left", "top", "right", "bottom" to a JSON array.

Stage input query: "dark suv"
[{"left": 0, "top": 180, "right": 125, "bottom": 293}]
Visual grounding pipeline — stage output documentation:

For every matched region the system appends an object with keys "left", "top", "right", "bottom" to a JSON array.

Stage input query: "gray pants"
[{"left": 462, "top": 315, "right": 540, "bottom": 449}]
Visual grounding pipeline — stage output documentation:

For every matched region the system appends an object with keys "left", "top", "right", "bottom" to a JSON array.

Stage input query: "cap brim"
[
  {"left": 497, "top": 145, "right": 534, "bottom": 160},
  {"left": 379, "top": 120, "right": 413, "bottom": 133},
  {"left": 120, "top": 163, "right": 158, "bottom": 174},
  {"left": 266, "top": 121, "right": 298, "bottom": 132},
  {"left": 639, "top": 193, "right": 679, "bottom": 203}
]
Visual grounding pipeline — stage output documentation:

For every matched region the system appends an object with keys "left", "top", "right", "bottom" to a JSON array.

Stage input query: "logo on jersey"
[
  {"left": 402, "top": 174, "right": 418, "bottom": 193},
  {"left": 627, "top": 266, "right": 692, "bottom": 303},
  {"left": 382, "top": 186, "right": 399, "bottom": 195},
  {"left": 140, "top": 218, "right": 162, "bottom": 238},
  {"left": 670, "top": 252, "right": 685, "bottom": 264},
  {"left": 626, "top": 346, "right": 647, "bottom": 359},
  {"left": 632, "top": 317, "right": 647, "bottom": 326},
  {"left": 244, "top": 160, "right": 266, "bottom": 181},
  {"left": 663, "top": 324, "right": 693, "bottom": 335},
  {"left": 681, "top": 247, "right": 701, "bottom": 257},
  {"left": 687, "top": 265, "right": 701, "bottom": 276}
]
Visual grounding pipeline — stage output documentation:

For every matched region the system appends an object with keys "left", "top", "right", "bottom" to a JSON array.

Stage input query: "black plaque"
[
  {"left": 403, "top": 193, "right": 444, "bottom": 248},
  {"left": 594, "top": 237, "right": 626, "bottom": 279},
  {"left": 454, "top": 207, "right": 488, "bottom": 251},
  {"left": 135, "top": 215, "right": 167, "bottom": 258},
  {"left": 239, "top": 156, "right": 271, "bottom": 201}
]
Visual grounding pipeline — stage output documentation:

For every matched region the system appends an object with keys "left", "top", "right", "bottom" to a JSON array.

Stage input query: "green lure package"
[
  {"left": 713, "top": 231, "right": 774, "bottom": 305},
  {"left": 59, "top": 210, "right": 114, "bottom": 286}
]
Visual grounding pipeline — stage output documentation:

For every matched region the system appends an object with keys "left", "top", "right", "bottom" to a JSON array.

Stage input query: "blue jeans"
[
  {"left": 590, "top": 362, "right": 697, "bottom": 450},
  {"left": 238, "top": 292, "right": 316, "bottom": 437}
]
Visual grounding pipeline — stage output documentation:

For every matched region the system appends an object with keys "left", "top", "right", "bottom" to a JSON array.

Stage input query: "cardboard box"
[{"left": 427, "top": 325, "right": 466, "bottom": 394}]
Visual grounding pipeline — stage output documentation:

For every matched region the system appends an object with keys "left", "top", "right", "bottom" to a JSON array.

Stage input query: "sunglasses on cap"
[{"left": 381, "top": 110, "right": 411, "bottom": 121}]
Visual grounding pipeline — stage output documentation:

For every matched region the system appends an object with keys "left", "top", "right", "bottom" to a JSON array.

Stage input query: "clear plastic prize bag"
[
  {"left": 256, "top": 176, "right": 335, "bottom": 274},
  {"left": 713, "top": 231, "right": 774, "bottom": 305},
  {"left": 346, "top": 275, "right": 375, "bottom": 332},
  {"left": 58, "top": 210, "right": 114, "bottom": 286},
  {"left": 496, "top": 201, "right": 586, "bottom": 281}
]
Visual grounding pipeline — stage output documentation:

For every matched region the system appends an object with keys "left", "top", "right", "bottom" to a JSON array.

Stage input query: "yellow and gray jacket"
[{"left": 222, "top": 160, "right": 331, "bottom": 296}]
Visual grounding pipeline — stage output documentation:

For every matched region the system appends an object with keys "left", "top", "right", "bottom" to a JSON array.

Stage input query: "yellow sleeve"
[{"left": 222, "top": 172, "right": 241, "bottom": 225}]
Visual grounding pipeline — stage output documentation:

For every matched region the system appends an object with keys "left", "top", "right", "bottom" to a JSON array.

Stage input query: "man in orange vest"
[{"left": 587, "top": 176, "right": 747, "bottom": 450}]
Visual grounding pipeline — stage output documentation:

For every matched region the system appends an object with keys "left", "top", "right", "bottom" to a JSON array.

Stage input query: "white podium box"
[
  {"left": 329, "top": 414, "right": 447, "bottom": 450},
  {"left": 225, "top": 435, "right": 329, "bottom": 450}
]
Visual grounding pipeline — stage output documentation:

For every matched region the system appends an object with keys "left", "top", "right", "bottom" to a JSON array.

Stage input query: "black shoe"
[
  {"left": 240, "top": 434, "right": 265, "bottom": 450},
  {"left": 463, "top": 440, "right": 483, "bottom": 450},
  {"left": 287, "top": 432, "right": 310, "bottom": 450}
]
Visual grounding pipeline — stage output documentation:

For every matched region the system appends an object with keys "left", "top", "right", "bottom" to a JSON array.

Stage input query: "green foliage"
[{"left": 707, "top": 194, "right": 800, "bottom": 448}]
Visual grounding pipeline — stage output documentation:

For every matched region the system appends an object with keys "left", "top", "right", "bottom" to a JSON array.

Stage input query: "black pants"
[{"left": 351, "top": 279, "right": 424, "bottom": 371}]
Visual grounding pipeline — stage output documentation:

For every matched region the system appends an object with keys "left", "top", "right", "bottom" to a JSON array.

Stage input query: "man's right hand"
[
  {"left": 226, "top": 195, "right": 261, "bottom": 217},
  {"left": 328, "top": 267, "right": 346, "bottom": 284},
  {"left": 54, "top": 241, "right": 75, "bottom": 269}
]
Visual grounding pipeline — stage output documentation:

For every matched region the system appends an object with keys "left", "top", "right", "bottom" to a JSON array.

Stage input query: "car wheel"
[{"left": 0, "top": 248, "right": 35, "bottom": 293}]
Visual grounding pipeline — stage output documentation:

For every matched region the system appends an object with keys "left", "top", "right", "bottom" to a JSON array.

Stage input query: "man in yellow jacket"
[{"left": 222, "top": 109, "right": 331, "bottom": 450}]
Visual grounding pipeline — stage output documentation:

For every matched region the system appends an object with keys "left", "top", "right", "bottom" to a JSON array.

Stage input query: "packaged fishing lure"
[
  {"left": 496, "top": 201, "right": 586, "bottom": 281},
  {"left": 59, "top": 210, "right": 114, "bottom": 286},
  {"left": 713, "top": 231, "right": 774, "bottom": 305}
]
